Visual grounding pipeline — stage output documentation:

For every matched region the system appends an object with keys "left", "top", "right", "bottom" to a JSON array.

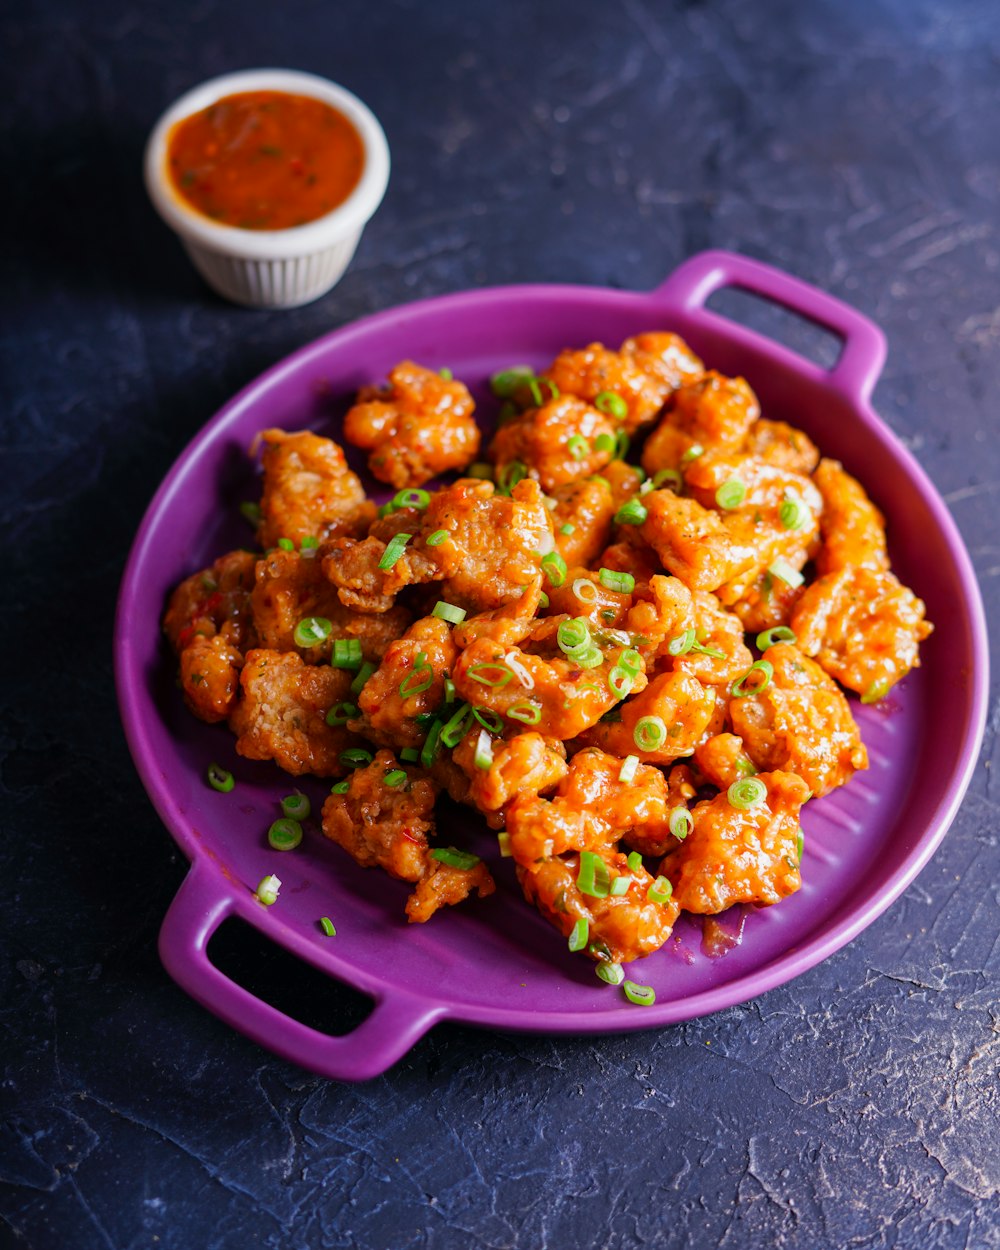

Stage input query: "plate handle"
[
  {"left": 654, "top": 249, "right": 887, "bottom": 405},
  {"left": 158, "top": 862, "right": 445, "bottom": 1081}
]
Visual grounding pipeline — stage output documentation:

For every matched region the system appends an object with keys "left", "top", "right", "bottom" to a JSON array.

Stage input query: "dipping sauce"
[{"left": 166, "top": 90, "right": 365, "bottom": 231}]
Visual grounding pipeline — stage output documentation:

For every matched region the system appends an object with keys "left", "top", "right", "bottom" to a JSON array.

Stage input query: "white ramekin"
[{"left": 144, "top": 68, "right": 390, "bottom": 309}]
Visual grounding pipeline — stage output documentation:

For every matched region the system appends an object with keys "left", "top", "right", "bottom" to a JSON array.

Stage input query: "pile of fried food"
[{"left": 163, "top": 332, "right": 932, "bottom": 983}]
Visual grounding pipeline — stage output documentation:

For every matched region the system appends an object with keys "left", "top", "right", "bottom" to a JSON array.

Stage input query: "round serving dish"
[
  {"left": 144, "top": 68, "right": 390, "bottom": 308},
  {"left": 115, "top": 251, "right": 988, "bottom": 1080}
]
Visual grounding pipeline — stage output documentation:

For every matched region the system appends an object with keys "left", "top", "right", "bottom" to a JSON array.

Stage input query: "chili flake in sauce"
[{"left": 167, "top": 90, "right": 365, "bottom": 230}]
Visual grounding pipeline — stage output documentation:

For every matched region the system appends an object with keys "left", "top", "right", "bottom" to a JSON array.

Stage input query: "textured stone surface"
[{"left": 2, "top": 1, "right": 999, "bottom": 1247}]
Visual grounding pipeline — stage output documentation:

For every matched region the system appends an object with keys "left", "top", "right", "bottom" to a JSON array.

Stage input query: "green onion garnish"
[
  {"left": 728, "top": 777, "right": 768, "bottom": 810},
  {"left": 626, "top": 850, "right": 642, "bottom": 872},
  {"left": 497, "top": 832, "right": 513, "bottom": 858},
  {"left": 715, "top": 479, "right": 746, "bottom": 510},
  {"left": 281, "top": 794, "right": 311, "bottom": 821},
  {"left": 610, "top": 875, "right": 632, "bottom": 897},
  {"left": 473, "top": 728, "right": 494, "bottom": 770},
  {"left": 652, "top": 468, "right": 682, "bottom": 491},
  {"left": 577, "top": 850, "right": 611, "bottom": 898},
  {"left": 599, "top": 568, "right": 635, "bottom": 594},
  {"left": 340, "top": 748, "right": 373, "bottom": 770},
  {"left": 614, "top": 499, "right": 647, "bottom": 526},
  {"left": 623, "top": 980, "right": 656, "bottom": 1006},
  {"left": 467, "top": 661, "right": 514, "bottom": 688},
  {"left": 331, "top": 638, "right": 363, "bottom": 670},
  {"left": 730, "top": 659, "right": 774, "bottom": 698},
  {"left": 861, "top": 677, "right": 891, "bottom": 704},
  {"left": 557, "top": 617, "right": 591, "bottom": 656},
  {"left": 668, "top": 807, "right": 693, "bottom": 840},
  {"left": 400, "top": 747, "right": 420, "bottom": 762},
  {"left": 325, "top": 701, "right": 358, "bottom": 726},
  {"left": 268, "top": 817, "right": 303, "bottom": 851},
  {"left": 444, "top": 677, "right": 456, "bottom": 703},
  {"left": 568, "top": 917, "right": 590, "bottom": 952},
  {"left": 596, "top": 961, "right": 625, "bottom": 986},
  {"left": 618, "top": 755, "right": 640, "bottom": 784},
  {"left": 614, "top": 430, "right": 630, "bottom": 460},
  {"left": 473, "top": 707, "right": 503, "bottom": 734},
  {"left": 399, "top": 661, "right": 434, "bottom": 698},
  {"left": 572, "top": 577, "right": 598, "bottom": 604},
  {"left": 540, "top": 551, "right": 568, "bottom": 587},
  {"left": 319, "top": 916, "right": 336, "bottom": 936},
  {"left": 207, "top": 763, "right": 234, "bottom": 793},
  {"left": 440, "top": 703, "right": 473, "bottom": 748},
  {"left": 491, "top": 365, "right": 535, "bottom": 398},
  {"left": 680, "top": 443, "right": 704, "bottom": 465},
  {"left": 647, "top": 875, "right": 672, "bottom": 904},
  {"left": 432, "top": 600, "right": 467, "bottom": 625},
  {"left": 330, "top": 780, "right": 350, "bottom": 794},
  {"left": 469, "top": 462, "right": 495, "bottom": 481},
  {"left": 559, "top": 522, "right": 576, "bottom": 536},
  {"left": 439, "top": 367, "right": 453, "bottom": 380},
  {"left": 595, "top": 390, "right": 628, "bottom": 419},
  {"left": 779, "top": 495, "right": 810, "bottom": 531},
  {"left": 350, "top": 660, "right": 376, "bottom": 695},
  {"left": 294, "top": 616, "right": 333, "bottom": 648},
  {"left": 507, "top": 701, "right": 542, "bottom": 725},
  {"left": 426, "top": 529, "right": 450, "bottom": 546},
  {"left": 768, "top": 558, "right": 804, "bottom": 588},
  {"left": 383, "top": 769, "right": 407, "bottom": 788},
  {"left": 277, "top": 537, "right": 295, "bottom": 551},
  {"left": 608, "top": 666, "right": 635, "bottom": 699},
  {"left": 496, "top": 461, "right": 527, "bottom": 494},
  {"left": 431, "top": 847, "right": 481, "bottom": 870},
  {"left": 240, "top": 501, "right": 261, "bottom": 526},
  {"left": 667, "top": 629, "right": 695, "bottom": 656},
  {"left": 633, "top": 715, "right": 667, "bottom": 752},
  {"left": 378, "top": 532, "right": 413, "bottom": 570},
  {"left": 593, "top": 433, "right": 616, "bottom": 455},
  {"left": 756, "top": 626, "right": 797, "bottom": 650},
  {"left": 575, "top": 645, "right": 605, "bottom": 670},
  {"left": 567, "top": 434, "right": 590, "bottom": 460},
  {"left": 618, "top": 648, "right": 642, "bottom": 674},
  {"left": 254, "top": 874, "right": 281, "bottom": 906},
  {"left": 393, "top": 488, "right": 431, "bottom": 511},
  {"left": 300, "top": 536, "right": 319, "bottom": 552},
  {"left": 420, "top": 720, "right": 444, "bottom": 768}
]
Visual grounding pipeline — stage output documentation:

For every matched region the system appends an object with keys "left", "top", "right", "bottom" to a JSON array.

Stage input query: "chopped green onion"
[
  {"left": 715, "top": 478, "right": 746, "bottom": 510},
  {"left": 861, "top": 677, "right": 891, "bottom": 705},
  {"left": 574, "top": 645, "right": 605, "bottom": 669},
  {"left": 426, "top": 528, "right": 450, "bottom": 546},
  {"left": 469, "top": 461, "right": 495, "bottom": 481},
  {"left": 728, "top": 777, "right": 768, "bottom": 809},
  {"left": 330, "top": 780, "right": 350, "bottom": 794},
  {"left": 240, "top": 501, "right": 261, "bottom": 526},
  {"left": 473, "top": 707, "right": 504, "bottom": 734},
  {"left": 473, "top": 728, "right": 494, "bottom": 770},
  {"left": 619, "top": 755, "right": 640, "bottom": 784},
  {"left": 268, "top": 817, "right": 303, "bottom": 851},
  {"left": 599, "top": 568, "right": 635, "bottom": 594},
  {"left": 331, "top": 638, "right": 363, "bottom": 670},
  {"left": 593, "top": 433, "right": 616, "bottom": 455},
  {"left": 319, "top": 916, "right": 336, "bottom": 936},
  {"left": 768, "top": 558, "right": 804, "bottom": 589},
  {"left": 691, "top": 639, "right": 726, "bottom": 659},
  {"left": 568, "top": 917, "right": 590, "bottom": 952},
  {"left": 667, "top": 629, "right": 696, "bottom": 656},
  {"left": 669, "top": 807, "right": 693, "bottom": 841},
  {"left": 325, "top": 701, "right": 358, "bottom": 726},
  {"left": 595, "top": 390, "right": 628, "bottom": 419},
  {"left": 614, "top": 499, "right": 648, "bottom": 526},
  {"left": 383, "top": 769, "right": 407, "bottom": 788},
  {"left": 623, "top": 980, "right": 656, "bottom": 1006},
  {"left": 207, "top": 763, "right": 234, "bottom": 793},
  {"left": 577, "top": 850, "right": 611, "bottom": 898},
  {"left": 440, "top": 702, "right": 473, "bottom": 747},
  {"left": 680, "top": 443, "right": 704, "bottom": 465},
  {"left": 647, "top": 875, "right": 673, "bottom": 904},
  {"left": 300, "top": 536, "right": 319, "bottom": 552},
  {"left": 400, "top": 747, "right": 420, "bottom": 763},
  {"left": 507, "top": 701, "right": 542, "bottom": 724},
  {"left": 596, "top": 961, "right": 625, "bottom": 986},
  {"left": 277, "top": 537, "right": 295, "bottom": 551},
  {"left": 780, "top": 495, "right": 810, "bottom": 531},
  {"left": 496, "top": 461, "right": 527, "bottom": 494},
  {"left": 281, "top": 793, "right": 311, "bottom": 821},
  {"left": 610, "top": 875, "right": 632, "bottom": 897},
  {"left": 541, "top": 551, "right": 568, "bottom": 587},
  {"left": 432, "top": 600, "right": 467, "bottom": 625},
  {"left": 559, "top": 521, "right": 576, "bottom": 536},
  {"left": 399, "top": 661, "right": 434, "bottom": 698},
  {"left": 339, "top": 748, "right": 373, "bottom": 769},
  {"left": 527, "top": 377, "right": 558, "bottom": 406},
  {"left": 254, "top": 874, "right": 281, "bottom": 905},
  {"left": 614, "top": 430, "right": 630, "bottom": 460},
  {"left": 350, "top": 661, "right": 376, "bottom": 695},
  {"left": 467, "top": 661, "right": 514, "bottom": 688},
  {"left": 653, "top": 468, "right": 682, "bottom": 491},
  {"left": 420, "top": 719, "right": 444, "bottom": 768},
  {"left": 431, "top": 846, "right": 480, "bottom": 869},
  {"left": 626, "top": 850, "right": 642, "bottom": 872},
  {"left": 294, "top": 616, "right": 333, "bottom": 648},
  {"left": 393, "top": 488, "right": 431, "bottom": 511},
  {"left": 497, "top": 832, "right": 513, "bottom": 858},
  {"left": 572, "top": 577, "right": 598, "bottom": 604},
  {"left": 439, "top": 367, "right": 453, "bottom": 380},
  {"left": 633, "top": 716, "right": 667, "bottom": 752},
  {"left": 557, "top": 617, "right": 591, "bottom": 655},
  {"left": 730, "top": 659, "right": 774, "bottom": 698},
  {"left": 490, "top": 365, "right": 535, "bottom": 398},
  {"left": 617, "top": 648, "right": 642, "bottom": 675},
  {"left": 378, "top": 532, "right": 413, "bottom": 570},
  {"left": 567, "top": 434, "right": 590, "bottom": 460},
  {"left": 756, "top": 626, "right": 796, "bottom": 650},
  {"left": 444, "top": 677, "right": 456, "bottom": 703},
  {"left": 608, "top": 666, "right": 635, "bottom": 699}
]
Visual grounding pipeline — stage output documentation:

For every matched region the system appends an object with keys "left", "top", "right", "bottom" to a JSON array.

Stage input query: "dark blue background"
[{"left": 4, "top": 2, "right": 999, "bottom": 1247}]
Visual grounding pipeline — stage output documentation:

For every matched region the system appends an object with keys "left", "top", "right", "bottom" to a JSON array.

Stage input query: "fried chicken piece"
[
  {"left": 451, "top": 731, "right": 568, "bottom": 813},
  {"left": 178, "top": 633, "right": 244, "bottom": 723},
  {"left": 230, "top": 650, "right": 357, "bottom": 776},
  {"left": 163, "top": 549, "right": 258, "bottom": 653},
  {"left": 255, "top": 429, "right": 373, "bottom": 549},
  {"left": 354, "top": 617, "right": 458, "bottom": 750},
  {"left": 641, "top": 372, "right": 760, "bottom": 474},
  {"left": 637, "top": 489, "right": 758, "bottom": 593},
  {"left": 490, "top": 395, "right": 616, "bottom": 492},
  {"left": 342, "top": 361, "right": 480, "bottom": 488},
  {"left": 578, "top": 670, "right": 723, "bottom": 763},
  {"left": 548, "top": 477, "right": 616, "bottom": 570},
  {"left": 661, "top": 770, "right": 810, "bottom": 913},
  {"left": 453, "top": 577, "right": 544, "bottom": 650},
  {"left": 812, "top": 458, "right": 889, "bottom": 575},
  {"left": 728, "top": 643, "right": 868, "bottom": 796},
  {"left": 791, "top": 566, "right": 932, "bottom": 702},
  {"left": 742, "top": 419, "right": 819, "bottom": 475},
  {"left": 321, "top": 533, "right": 435, "bottom": 613},
  {"left": 693, "top": 732, "right": 758, "bottom": 790}
]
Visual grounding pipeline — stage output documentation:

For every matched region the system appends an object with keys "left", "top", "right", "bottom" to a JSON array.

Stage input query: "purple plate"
[{"left": 115, "top": 250, "right": 988, "bottom": 1080}]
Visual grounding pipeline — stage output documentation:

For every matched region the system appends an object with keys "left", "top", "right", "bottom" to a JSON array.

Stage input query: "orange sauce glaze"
[{"left": 167, "top": 90, "right": 365, "bottom": 230}]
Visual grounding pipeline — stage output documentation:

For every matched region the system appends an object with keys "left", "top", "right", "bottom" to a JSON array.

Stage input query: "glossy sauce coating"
[{"left": 167, "top": 90, "right": 364, "bottom": 230}]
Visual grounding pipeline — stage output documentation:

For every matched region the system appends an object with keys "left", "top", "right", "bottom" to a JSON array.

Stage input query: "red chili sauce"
[{"left": 167, "top": 90, "right": 365, "bottom": 231}]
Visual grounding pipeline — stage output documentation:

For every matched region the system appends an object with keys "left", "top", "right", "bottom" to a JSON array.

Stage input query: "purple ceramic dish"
[{"left": 114, "top": 250, "right": 988, "bottom": 1081}]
